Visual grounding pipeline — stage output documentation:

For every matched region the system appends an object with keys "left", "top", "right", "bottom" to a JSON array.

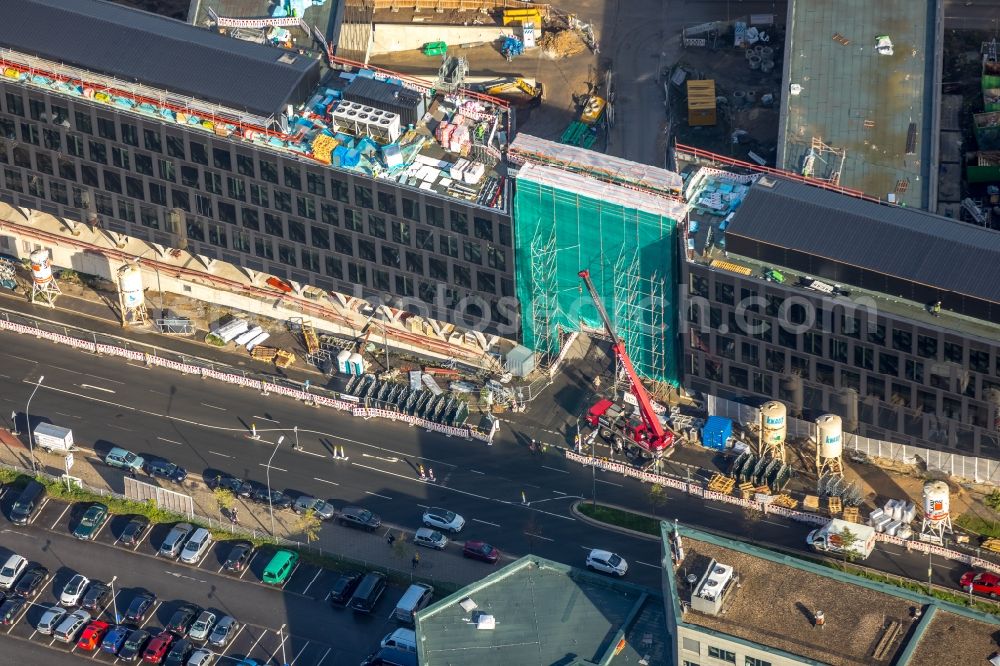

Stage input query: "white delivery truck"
[
  {"left": 806, "top": 518, "right": 877, "bottom": 560},
  {"left": 32, "top": 423, "right": 76, "bottom": 454}
]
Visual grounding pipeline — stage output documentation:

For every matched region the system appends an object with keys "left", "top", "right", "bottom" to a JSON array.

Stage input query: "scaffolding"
[
  {"left": 801, "top": 138, "right": 847, "bottom": 185},
  {"left": 514, "top": 162, "right": 681, "bottom": 384}
]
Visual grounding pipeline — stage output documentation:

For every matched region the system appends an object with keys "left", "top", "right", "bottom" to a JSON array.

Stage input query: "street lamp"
[
  {"left": 25, "top": 375, "right": 44, "bottom": 473},
  {"left": 10, "top": 410, "right": 19, "bottom": 436},
  {"left": 110, "top": 575, "right": 119, "bottom": 623},
  {"left": 293, "top": 426, "right": 301, "bottom": 451},
  {"left": 266, "top": 436, "right": 285, "bottom": 535}
]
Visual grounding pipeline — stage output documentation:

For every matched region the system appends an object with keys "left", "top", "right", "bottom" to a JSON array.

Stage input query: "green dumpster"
[{"left": 423, "top": 41, "right": 447, "bottom": 56}]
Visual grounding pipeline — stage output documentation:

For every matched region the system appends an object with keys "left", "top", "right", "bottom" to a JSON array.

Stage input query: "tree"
[
  {"left": 649, "top": 483, "right": 667, "bottom": 517},
  {"left": 836, "top": 526, "right": 860, "bottom": 564},
  {"left": 986, "top": 490, "right": 1000, "bottom": 512},
  {"left": 213, "top": 488, "right": 235, "bottom": 515},
  {"left": 294, "top": 509, "right": 323, "bottom": 544}
]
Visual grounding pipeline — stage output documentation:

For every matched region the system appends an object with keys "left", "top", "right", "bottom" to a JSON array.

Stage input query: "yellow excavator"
[{"left": 472, "top": 77, "right": 544, "bottom": 107}]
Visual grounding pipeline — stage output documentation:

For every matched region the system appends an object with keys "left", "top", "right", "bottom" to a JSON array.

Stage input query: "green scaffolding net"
[{"left": 513, "top": 166, "right": 681, "bottom": 385}]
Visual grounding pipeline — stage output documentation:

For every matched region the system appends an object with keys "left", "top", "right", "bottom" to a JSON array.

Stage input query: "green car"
[{"left": 73, "top": 503, "right": 108, "bottom": 541}]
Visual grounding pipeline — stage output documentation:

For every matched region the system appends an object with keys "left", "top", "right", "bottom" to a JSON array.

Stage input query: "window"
[
  {"left": 171, "top": 189, "right": 189, "bottom": 211},
  {"left": 260, "top": 159, "right": 278, "bottom": 183},
  {"left": 310, "top": 226, "right": 329, "bottom": 249},
  {"left": 135, "top": 153, "right": 153, "bottom": 176},
  {"left": 166, "top": 135, "right": 185, "bottom": 159},
  {"left": 82, "top": 165, "right": 99, "bottom": 187},
  {"left": 3, "top": 168, "right": 22, "bottom": 192},
  {"left": 803, "top": 331, "right": 822, "bottom": 356},
  {"left": 213, "top": 147, "right": 231, "bottom": 171},
  {"left": 325, "top": 255, "right": 342, "bottom": 279},
  {"left": 74, "top": 110, "right": 92, "bottom": 134},
  {"left": 237, "top": 154, "right": 255, "bottom": 177},
  {"left": 348, "top": 262, "right": 367, "bottom": 284},
  {"left": 255, "top": 237, "right": 274, "bottom": 260},
  {"left": 354, "top": 184, "right": 372, "bottom": 208},
  {"left": 242, "top": 208, "right": 259, "bottom": 230},
  {"left": 330, "top": 176, "right": 349, "bottom": 202},
  {"left": 5, "top": 93, "right": 24, "bottom": 117},
  {"left": 406, "top": 251, "right": 423, "bottom": 274},
  {"left": 121, "top": 123, "right": 138, "bottom": 147},
  {"left": 297, "top": 195, "right": 315, "bottom": 219},
  {"left": 12, "top": 145, "right": 30, "bottom": 168},
  {"left": 283, "top": 165, "right": 301, "bottom": 190},
  {"left": 67, "top": 134, "right": 84, "bottom": 157},
  {"left": 368, "top": 215, "right": 386, "bottom": 239},
  {"left": 264, "top": 213, "right": 284, "bottom": 236},
  {"left": 177, "top": 165, "right": 197, "bottom": 188},
  {"left": 944, "top": 341, "right": 963, "bottom": 364},
  {"left": 288, "top": 219, "right": 306, "bottom": 243},
  {"left": 307, "top": 172, "right": 325, "bottom": 196},
  {"left": 208, "top": 223, "right": 227, "bottom": 248},
  {"left": 232, "top": 229, "right": 250, "bottom": 253},
  {"left": 88, "top": 140, "right": 107, "bottom": 164},
  {"left": 391, "top": 220, "right": 410, "bottom": 245},
  {"left": 816, "top": 362, "right": 835, "bottom": 385},
  {"left": 681, "top": 637, "right": 701, "bottom": 654},
  {"left": 730, "top": 366, "right": 748, "bottom": 389},
  {"left": 499, "top": 222, "right": 511, "bottom": 247},
  {"left": 416, "top": 228, "right": 434, "bottom": 250},
  {"left": 707, "top": 647, "right": 735, "bottom": 663},
  {"left": 745, "top": 658, "right": 771, "bottom": 666},
  {"left": 425, "top": 204, "right": 444, "bottom": 227},
  {"left": 321, "top": 203, "right": 338, "bottom": 226},
  {"left": 766, "top": 348, "right": 785, "bottom": 373},
  {"left": 143, "top": 128, "right": 161, "bottom": 152},
  {"left": 741, "top": 341, "right": 759, "bottom": 366},
  {"left": 854, "top": 346, "right": 874, "bottom": 371},
  {"left": 464, "top": 240, "right": 482, "bottom": 264},
  {"left": 20, "top": 122, "right": 39, "bottom": 145},
  {"left": 50, "top": 181, "right": 68, "bottom": 205},
  {"left": 250, "top": 183, "right": 268, "bottom": 207},
  {"left": 970, "top": 348, "right": 990, "bottom": 373},
  {"left": 27, "top": 174, "right": 44, "bottom": 198},
  {"left": 28, "top": 98, "right": 45, "bottom": 121},
  {"left": 868, "top": 323, "right": 885, "bottom": 346},
  {"left": 58, "top": 158, "right": 76, "bottom": 181},
  {"left": 149, "top": 183, "right": 167, "bottom": 206},
  {"left": 112, "top": 147, "right": 130, "bottom": 170},
  {"left": 402, "top": 196, "right": 419, "bottom": 221},
  {"left": 451, "top": 210, "right": 468, "bottom": 234},
  {"left": 227, "top": 176, "right": 246, "bottom": 201},
  {"left": 487, "top": 245, "right": 506, "bottom": 271},
  {"left": 344, "top": 209, "right": 362, "bottom": 231},
  {"left": 689, "top": 274, "right": 709, "bottom": 298},
  {"left": 381, "top": 245, "right": 399, "bottom": 268},
  {"left": 358, "top": 239, "right": 375, "bottom": 261},
  {"left": 97, "top": 117, "right": 116, "bottom": 140},
  {"left": 116, "top": 198, "right": 135, "bottom": 222},
  {"left": 218, "top": 201, "right": 236, "bottom": 224},
  {"left": 429, "top": 257, "right": 448, "bottom": 280},
  {"left": 43, "top": 128, "right": 61, "bottom": 151},
  {"left": 917, "top": 334, "right": 937, "bottom": 359},
  {"left": 905, "top": 359, "right": 924, "bottom": 383},
  {"left": 205, "top": 171, "right": 222, "bottom": 195},
  {"left": 158, "top": 159, "right": 175, "bottom": 182},
  {"left": 186, "top": 218, "right": 205, "bottom": 241},
  {"left": 302, "top": 249, "right": 320, "bottom": 273},
  {"left": 103, "top": 169, "right": 120, "bottom": 193},
  {"left": 274, "top": 190, "right": 291, "bottom": 213},
  {"left": 439, "top": 235, "right": 458, "bottom": 258},
  {"left": 126, "top": 176, "right": 144, "bottom": 199},
  {"left": 474, "top": 216, "right": 493, "bottom": 240},
  {"left": 892, "top": 328, "right": 912, "bottom": 353},
  {"left": 829, "top": 339, "right": 848, "bottom": 363},
  {"left": 716, "top": 335, "right": 735, "bottom": 359},
  {"left": 377, "top": 190, "right": 396, "bottom": 214},
  {"left": 454, "top": 265, "right": 471, "bottom": 287},
  {"left": 140, "top": 205, "right": 159, "bottom": 229},
  {"left": 396, "top": 275, "right": 414, "bottom": 296},
  {"left": 196, "top": 195, "right": 212, "bottom": 217},
  {"left": 334, "top": 233, "right": 353, "bottom": 255},
  {"left": 189, "top": 141, "right": 208, "bottom": 165}
]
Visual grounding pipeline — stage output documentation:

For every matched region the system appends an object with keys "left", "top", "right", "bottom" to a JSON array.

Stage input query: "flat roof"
[
  {"left": 2, "top": 0, "right": 320, "bottom": 117},
  {"left": 415, "top": 555, "right": 668, "bottom": 666},
  {"left": 907, "top": 609, "right": 1000, "bottom": 666},
  {"left": 778, "top": 0, "right": 936, "bottom": 208}
]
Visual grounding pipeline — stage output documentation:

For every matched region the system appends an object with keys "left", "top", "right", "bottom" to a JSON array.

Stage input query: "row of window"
[{"left": 681, "top": 636, "right": 770, "bottom": 666}]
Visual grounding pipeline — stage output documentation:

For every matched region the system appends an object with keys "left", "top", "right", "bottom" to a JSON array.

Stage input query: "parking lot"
[{"left": 0, "top": 484, "right": 412, "bottom": 665}]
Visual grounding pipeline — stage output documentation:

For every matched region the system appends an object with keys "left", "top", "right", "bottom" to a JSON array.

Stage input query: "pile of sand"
[{"left": 539, "top": 29, "right": 586, "bottom": 59}]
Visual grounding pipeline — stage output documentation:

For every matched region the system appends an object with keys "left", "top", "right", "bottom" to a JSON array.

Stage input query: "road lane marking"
[
  {"left": 209, "top": 451, "right": 233, "bottom": 458},
  {"left": 148, "top": 389, "right": 169, "bottom": 395},
  {"left": 289, "top": 641, "right": 312, "bottom": 666},
  {"left": 107, "top": 424, "right": 132, "bottom": 432},
  {"left": 298, "top": 450, "right": 324, "bottom": 458},
  {"left": 635, "top": 561, "right": 661, "bottom": 569},
  {"left": 30, "top": 498, "right": 50, "bottom": 524},
  {"left": 540, "top": 465, "right": 569, "bottom": 474},
  {"left": 301, "top": 569, "right": 323, "bottom": 596},
  {"left": 219, "top": 623, "right": 245, "bottom": 658},
  {"left": 126, "top": 362, "right": 150, "bottom": 370},
  {"left": 525, "top": 532, "right": 554, "bottom": 542},
  {"left": 87, "top": 374, "right": 124, "bottom": 385},
  {"left": 258, "top": 463, "right": 287, "bottom": 472},
  {"left": 54, "top": 411, "right": 81, "bottom": 419},
  {"left": 238, "top": 552, "right": 259, "bottom": 580},
  {"left": 253, "top": 416, "right": 280, "bottom": 423},
  {"left": 706, "top": 506, "right": 732, "bottom": 513},
  {"left": 469, "top": 469, "right": 485, "bottom": 475},
  {"left": 138, "top": 601, "right": 161, "bottom": 629},
  {"left": 761, "top": 520, "right": 789, "bottom": 529},
  {"left": 79, "top": 384, "right": 115, "bottom": 394},
  {"left": 50, "top": 503, "right": 71, "bottom": 530},
  {"left": 244, "top": 628, "right": 268, "bottom": 656},
  {"left": 312, "top": 478, "right": 339, "bottom": 486},
  {"left": 1, "top": 352, "right": 37, "bottom": 363},
  {"left": 156, "top": 437, "right": 183, "bottom": 446},
  {"left": 472, "top": 518, "right": 501, "bottom": 528},
  {"left": 314, "top": 647, "right": 332, "bottom": 666},
  {"left": 552, "top": 490, "right": 567, "bottom": 495},
  {"left": 595, "top": 479, "right": 623, "bottom": 487},
  {"left": 280, "top": 563, "right": 301, "bottom": 590},
  {"left": 201, "top": 402, "right": 226, "bottom": 411},
  {"left": 365, "top": 491, "right": 392, "bottom": 500},
  {"left": 48, "top": 365, "right": 82, "bottom": 374}
]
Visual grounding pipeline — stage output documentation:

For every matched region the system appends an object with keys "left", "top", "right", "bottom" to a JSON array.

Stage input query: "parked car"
[
  {"left": 222, "top": 541, "right": 255, "bottom": 572},
  {"left": 101, "top": 624, "right": 132, "bottom": 655},
  {"left": 142, "top": 630, "right": 174, "bottom": 663},
  {"left": 77, "top": 620, "right": 110, "bottom": 651},
  {"left": 104, "top": 446, "right": 145, "bottom": 472},
  {"left": 462, "top": 541, "right": 500, "bottom": 564},
  {"left": 180, "top": 528, "right": 213, "bottom": 565},
  {"left": 159, "top": 523, "right": 194, "bottom": 559},
  {"left": 163, "top": 638, "right": 193, "bottom": 666},
  {"left": 207, "top": 615, "right": 238, "bottom": 647},
  {"left": 0, "top": 554, "right": 27, "bottom": 589},
  {"left": 585, "top": 549, "right": 628, "bottom": 577},
  {"left": 144, "top": 458, "right": 187, "bottom": 483},
  {"left": 413, "top": 527, "right": 448, "bottom": 550},
  {"left": 53, "top": 609, "right": 91, "bottom": 643},
  {"left": 120, "top": 515, "right": 151, "bottom": 547},
  {"left": 251, "top": 487, "right": 292, "bottom": 510},
  {"left": 73, "top": 503, "right": 109, "bottom": 540},
  {"left": 0, "top": 596, "right": 27, "bottom": 624},
  {"left": 187, "top": 648, "right": 216, "bottom": 666},
  {"left": 211, "top": 474, "right": 254, "bottom": 498},
  {"left": 80, "top": 581, "right": 112, "bottom": 611},
  {"left": 292, "top": 496, "right": 336, "bottom": 519},
  {"left": 13, "top": 564, "right": 49, "bottom": 598},
  {"left": 421, "top": 508, "right": 465, "bottom": 533},
  {"left": 329, "top": 572, "right": 363, "bottom": 606},
  {"left": 125, "top": 591, "right": 156, "bottom": 623},
  {"left": 261, "top": 550, "right": 298, "bottom": 585},
  {"left": 60, "top": 574, "right": 90, "bottom": 606},
  {"left": 165, "top": 603, "right": 200, "bottom": 636},
  {"left": 188, "top": 610, "right": 216, "bottom": 642},
  {"left": 9, "top": 480, "right": 46, "bottom": 525},
  {"left": 348, "top": 572, "right": 387, "bottom": 614},
  {"left": 37, "top": 605, "right": 68, "bottom": 634},
  {"left": 338, "top": 506, "right": 381, "bottom": 531},
  {"left": 118, "top": 628, "right": 151, "bottom": 661},
  {"left": 960, "top": 571, "right": 1000, "bottom": 597}
]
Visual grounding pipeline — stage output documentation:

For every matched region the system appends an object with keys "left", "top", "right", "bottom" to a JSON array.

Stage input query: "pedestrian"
[
  {"left": 387, "top": 532, "right": 396, "bottom": 546},
  {"left": 529, "top": 438, "right": 537, "bottom": 453},
  {"left": 932, "top": 300, "right": 942, "bottom": 317},
  {"left": 128, "top": 467, "right": 137, "bottom": 479},
  {"left": 594, "top": 376, "right": 602, "bottom": 389},
  {"left": 411, "top": 552, "right": 420, "bottom": 569}
]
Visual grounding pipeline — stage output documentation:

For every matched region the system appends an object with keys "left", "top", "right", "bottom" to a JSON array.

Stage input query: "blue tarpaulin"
[{"left": 702, "top": 416, "right": 733, "bottom": 450}]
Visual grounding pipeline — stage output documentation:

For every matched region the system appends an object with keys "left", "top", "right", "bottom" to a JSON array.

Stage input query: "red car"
[
  {"left": 77, "top": 620, "right": 110, "bottom": 651},
  {"left": 463, "top": 540, "right": 500, "bottom": 564},
  {"left": 960, "top": 571, "right": 1000, "bottom": 597},
  {"left": 142, "top": 631, "right": 174, "bottom": 664}
]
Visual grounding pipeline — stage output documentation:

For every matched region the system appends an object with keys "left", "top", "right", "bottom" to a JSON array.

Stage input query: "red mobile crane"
[{"left": 578, "top": 270, "right": 673, "bottom": 455}]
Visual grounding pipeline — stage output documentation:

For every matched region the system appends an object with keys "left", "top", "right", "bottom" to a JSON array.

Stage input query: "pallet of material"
[
  {"left": 738, "top": 482, "right": 756, "bottom": 500},
  {"left": 251, "top": 346, "right": 278, "bottom": 361},
  {"left": 827, "top": 496, "right": 843, "bottom": 517},
  {"left": 842, "top": 506, "right": 860, "bottom": 523},
  {"left": 772, "top": 494, "right": 799, "bottom": 509},
  {"left": 274, "top": 349, "right": 296, "bottom": 368},
  {"left": 707, "top": 473, "right": 735, "bottom": 494},
  {"left": 982, "top": 538, "right": 1000, "bottom": 554},
  {"left": 802, "top": 495, "right": 820, "bottom": 512},
  {"left": 302, "top": 321, "right": 320, "bottom": 355}
]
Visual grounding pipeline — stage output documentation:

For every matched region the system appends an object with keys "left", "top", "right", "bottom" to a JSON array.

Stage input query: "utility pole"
[
  {"left": 25, "top": 375, "right": 44, "bottom": 473},
  {"left": 266, "top": 436, "right": 285, "bottom": 535}
]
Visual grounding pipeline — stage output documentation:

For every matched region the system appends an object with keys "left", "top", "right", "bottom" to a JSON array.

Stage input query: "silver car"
[
  {"left": 158, "top": 522, "right": 193, "bottom": 558},
  {"left": 188, "top": 610, "right": 216, "bottom": 642},
  {"left": 179, "top": 528, "right": 213, "bottom": 564},
  {"left": 187, "top": 648, "right": 216, "bottom": 666},
  {"left": 421, "top": 508, "right": 465, "bottom": 533},
  {"left": 36, "top": 606, "right": 68, "bottom": 635},
  {"left": 208, "top": 615, "right": 239, "bottom": 647},
  {"left": 413, "top": 527, "right": 448, "bottom": 550},
  {"left": 292, "top": 496, "right": 336, "bottom": 520},
  {"left": 52, "top": 609, "right": 90, "bottom": 643}
]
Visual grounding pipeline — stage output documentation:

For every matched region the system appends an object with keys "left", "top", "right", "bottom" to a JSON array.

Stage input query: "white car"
[
  {"left": 59, "top": 574, "right": 90, "bottom": 606},
  {"left": 36, "top": 606, "right": 68, "bottom": 635},
  {"left": 0, "top": 554, "right": 27, "bottom": 589},
  {"left": 180, "top": 528, "right": 213, "bottom": 564},
  {"left": 585, "top": 549, "right": 628, "bottom": 577},
  {"left": 187, "top": 647, "right": 216, "bottom": 666},
  {"left": 52, "top": 609, "right": 90, "bottom": 643},
  {"left": 188, "top": 610, "right": 216, "bottom": 642},
  {"left": 413, "top": 527, "right": 448, "bottom": 550},
  {"left": 421, "top": 508, "right": 465, "bottom": 533}
]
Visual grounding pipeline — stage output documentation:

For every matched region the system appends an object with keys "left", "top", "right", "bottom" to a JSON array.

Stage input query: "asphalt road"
[{"left": 0, "top": 486, "right": 405, "bottom": 665}]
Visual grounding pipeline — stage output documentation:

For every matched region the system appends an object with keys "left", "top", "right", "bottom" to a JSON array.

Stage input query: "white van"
[
  {"left": 381, "top": 628, "right": 417, "bottom": 653},
  {"left": 0, "top": 554, "right": 27, "bottom": 589},
  {"left": 393, "top": 583, "right": 434, "bottom": 624}
]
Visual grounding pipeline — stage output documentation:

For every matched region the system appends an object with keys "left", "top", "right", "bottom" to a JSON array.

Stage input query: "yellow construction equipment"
[
  {"left": 274, "top": 349, "right": 296, "bottom": 368},
  {"left": 301, "top": 320, "right": 319, "bottom": 355},
  {"left": 479, "top": 77, "right": 543, "bottom": 104},
  {"left": 502, "top": 8, "right": 542, "bottom": 27},
  {"left": 579, "top": 95, "right": 606, "bottom": 125}
]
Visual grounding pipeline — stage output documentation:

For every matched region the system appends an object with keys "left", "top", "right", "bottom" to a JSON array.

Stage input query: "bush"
[
  {"left": 955, "top": 513, "right": 1000, "bottom": 539},
  {"left": 578, "top": 502, "right": 660, "bottom": 536},
  {"left": 985, "top": 491, "right": 1000, "bottom": 512},
  {"left": 204, "top": 333, "right": 225, "bottom": 347}
]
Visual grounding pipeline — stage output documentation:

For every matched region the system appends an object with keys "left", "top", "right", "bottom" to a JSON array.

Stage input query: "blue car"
[
  {"left": 144, "top": 458, "right": 187, "bottom": 483},
  {"left": 101, "top": 624, "right": 131, "bottom": 655}
]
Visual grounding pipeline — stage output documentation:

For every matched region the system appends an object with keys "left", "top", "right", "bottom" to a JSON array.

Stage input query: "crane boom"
[{"left": 578, "top": 270, "right": 671, "bottom": 452}]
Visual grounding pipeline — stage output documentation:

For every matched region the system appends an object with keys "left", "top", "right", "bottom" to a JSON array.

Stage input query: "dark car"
[
  {"left": 80, "top": 581, "right": 112, "bottom": 611},
  {"left": 211, "top": 474, "right": 254, "bottom": 498},
  {"left": 165, "top": 603, "right": 200, "bottom": 636},
  {"left": 0, "top": 596, "right": 26, "bottom": 624},
  {"left": 124, "top": 592, "right": 156, "bottom": 623},
  {"left": 338, "top": 506, "right": 381, "bottom": 531},
  {"left": 73, "top": 503, "right": 109, "bottom": 540},
  {"left": 251, "top": 487, "right": 292, "bottom": 509},
  {"left": 13, "top": 565, "right": 49, "bottom": 598},
  {"left": 329, "top": 572, "right": 363, "bottom": 606},
  {"left": 120, "top": 515, "right": 151, "bottom": 547},
  {"left": 118, "top": 628, "right": 151, "bottom": 661},
  {"left": 462, "top": 541, "right": 500, "bottom": 564},
  {"left": 142, "top": 630, "right": 174, "bottom": 663},
  {"left": 222, "top": 541, "right": 255, "bottom": 573},
  {"left": 145, "top": 458, "right": 187, "bottom": 484},
  {"left": 163, "top": 638, "right": 193, "bottom": 666}
]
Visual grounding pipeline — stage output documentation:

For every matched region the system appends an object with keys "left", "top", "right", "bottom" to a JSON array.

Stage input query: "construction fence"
[{"left": 708, "top": 395, "right": 1000, "bottom": 487}]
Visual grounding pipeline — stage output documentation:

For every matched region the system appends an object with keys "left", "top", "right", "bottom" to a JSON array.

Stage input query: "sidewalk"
[{"left": 0, "top": 428, "right": 493, "bottom": 590}]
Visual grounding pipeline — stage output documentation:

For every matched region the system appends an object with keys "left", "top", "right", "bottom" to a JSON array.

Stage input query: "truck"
[
  {"left": 32, "top": 423, "right": 75, "bottom": 454},
  {"left": 585, "top": 399, "right": 652, "bottom": 451},
  {"left": 806, "top": 519, "right": 876, "bottom": 560}
]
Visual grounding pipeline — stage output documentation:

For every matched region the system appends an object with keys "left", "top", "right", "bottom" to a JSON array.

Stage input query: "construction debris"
[
  {"left": 981, "top": 538, "right": 1000, "bottom": 554},
  {"left": 738, "top": 482, "right": 756, "bottom": 500},
  {"left": 539, "top": 29, "right": 586, "bottom": 59},
  {"left": 301, "top": 320, "right": 319, "bottom": 355},
  {"left": 771, "top": 494, "right": 799, "bottom": 509},
  {"left": 707, "top": 473, "right": 736, "bottom": 494},
  {"left": 802, "top": 495, "right": 820, "bottom": 512},
  {"left": 251, "top": 345, "right": 278, "bottom": 361},
  {"left": 826, "top": 496, "right": 842, "bottom": 517},
  {"left": 842, "top": 506, "right": 860, "bottom": 523},
  {"left": 274, "top": 349, "right": 296, "bottom": 368}
]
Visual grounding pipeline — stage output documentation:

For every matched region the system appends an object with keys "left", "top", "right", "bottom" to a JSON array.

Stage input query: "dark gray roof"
[
  {"left": 727, "top": 177, "right": 1000, "bottom": 304},
  {"left": 1, "top": 0, "right": 320, "bottom": 117}
]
